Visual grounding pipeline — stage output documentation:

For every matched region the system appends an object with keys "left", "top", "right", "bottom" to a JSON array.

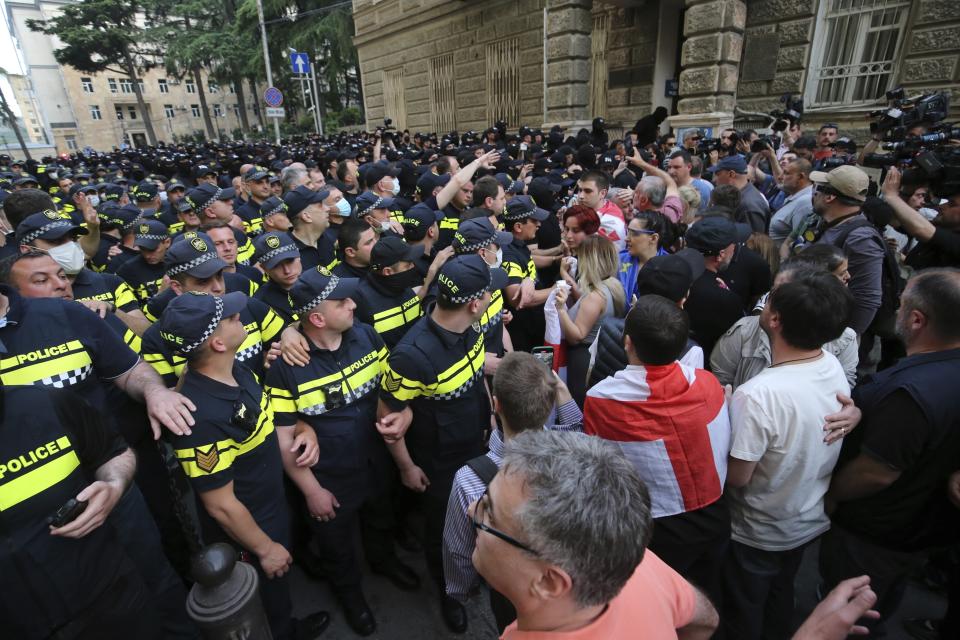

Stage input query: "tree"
[{"left": 28, "top": 0, "right": 161, "bottom": 145}]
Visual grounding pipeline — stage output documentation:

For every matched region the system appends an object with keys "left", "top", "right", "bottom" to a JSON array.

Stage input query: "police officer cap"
[
  {"left": 289, "top": 266, "right": 359, "bottom": 316},
  {"left": 175, "top": 198, "right": 195, "bottom": 213},
  {"left": 502, "top": 195, "right": 549, "bottom": 223},
  {"left": 13, "top": 174, "right": 39, "bottom": 187},
  {"left": 15, "top": 210, "right": 88, "bottom": 244},
  {"left": 68, "top": 183, "right": 98, "bottom": 198},
  {"left": 355, "top": 191, "right": 395, "bottom": 218},
  {"left": 402, "top": 203, "right": 444, "bottom": 242},
  {"left": 258, "top": 196, "right": 289, "bottom": 221},
  {"left": 416, "top": 171, "right": 451, "bottom": 195},
  {"left": 98, "top": 202, "right": 140, "bottom": 230},
  {"left": 165, "top": 179, "right": 187, "bottom": 193},
  {"left": 252, "top": 232, "right": 299, "bottom": 269},
  {"left": 164, "top": 232, "right": 228, "bottom": 279},
  {"left": 133, "top": 218, "right": 170, "bottom": 250},
  {"left": 369, "top": 235, "right": 424, "bottom": 271},
  {"left": 685, "top": 216, "right": 750, "bottom": 255},
  {"left": 436, "top": 254, "right": 508, "bottom": 305},
  {"left": 495, "top": 172, "right": 524, "bottom": 195},
  {"left": 283, "top": 185, "right": 330, "bottom": 219},
  {"left": 243, "top": 166, "right": 270, "bottom": 182},
  {"left": 132, "top": 180, "right": 159, "bottom": 202},
  {"left": 364, "top": 163, "right": 400, "bottom": 189},
  {"left": 186, "top": 183, "right": 236, "bottom": 212},
  {"left": 453, "top": 218, "right": 512, "bottom": 254},
  {"left": 193, "top": 164, "right": 217, "bottom": 180},
  {"left": 158, "top": 291, "right": 248, "bottom": 355},
  {"left": 101, "top": 183, "right": 125, "bottom": 202}
]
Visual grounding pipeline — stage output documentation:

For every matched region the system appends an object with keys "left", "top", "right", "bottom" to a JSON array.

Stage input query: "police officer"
[
  {"left": 252, "top": 231, "right": 302, "bottom": 324},
  {"left": 91, "top": 202, "right": 141, "bottom": 273},
  {"left": 284, "top": 185, "right": 338, "bottom": 271},
  {"left": 267, "top": 266, "right": 419, "bottom": 635},
  {"left": 401, "top": 202, "right": 444, "bottom": 277},
  {"left": 167, "top": 198, "right": 202, "bottom": 236},
  {"left": 141, "top": 233, "right": 285, "bottom": 386},
  {"left": 352, "top": 236, "right": 426, "bottom": 350},
  {"left": 0, "top": 384, "right": 161, "bottom": 639},
  {"left": 258, "top": 196, "right": 294, "bottom": 234},
  {"left": 377, "top": 254, "right": 507, "bottom": 633},
  {"left": 115, "top": 218, "right": 171, "bottom": 305},
  {"left": 185, "top": 182, "right": 255, "bottom": 264},
  {"left": 237, "top": 166, "right": 272, "bottom": 234},
  {"left": 158, "top": 292, "right": 330, "bottom": 640}
]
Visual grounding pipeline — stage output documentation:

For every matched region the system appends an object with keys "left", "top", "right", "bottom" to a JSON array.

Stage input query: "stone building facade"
[
  {"left": 352, "top": 0, "right": 960, "bottom": 140},
  {"left": 5, "top": 0, "right": 265, "bottom": 153}
]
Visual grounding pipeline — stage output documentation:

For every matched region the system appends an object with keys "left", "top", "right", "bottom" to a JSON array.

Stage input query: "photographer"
[{"left": 882, "top": 167, "right": 960, "bottom": 268}]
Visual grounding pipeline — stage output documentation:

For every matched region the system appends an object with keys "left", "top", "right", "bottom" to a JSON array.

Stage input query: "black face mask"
[{"left": 379, "top": 267, "right": 420, "bottom": 293}]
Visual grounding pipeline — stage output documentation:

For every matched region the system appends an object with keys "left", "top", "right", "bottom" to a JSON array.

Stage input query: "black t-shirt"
[
  {"left": 720, "top": 245, "right": 772, "bottom": 312},
  {"left": 833, "top": 389, "right": 960, "bottom": 550},
  {"left": 684, "top": 270, "right": 744, "bottom": 367},
  {"left": 253, "top": 279, "right": 297, "bottom": 324},
  {"left": 115, "top": 255, "right": 165, "bottom": 305},
  {"left": 292, "top": 231, "right": 338, "bottom": 271},
  {"left": 905, "top": 227, "right": 960, "bottom": 270},
  {"left": 353, "top": 275, "right": 423, "bottom": 350},
  {"left": 332, "top": 260, "right": 369, "bottom": 279}
]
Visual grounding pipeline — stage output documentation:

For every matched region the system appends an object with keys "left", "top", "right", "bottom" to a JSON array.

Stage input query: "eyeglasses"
[
  {"left": 472, "top": 487, "right": 540, "bottom": 556},
  {"left": 627, "top": 227, "right": 657, "bottom": 237}
]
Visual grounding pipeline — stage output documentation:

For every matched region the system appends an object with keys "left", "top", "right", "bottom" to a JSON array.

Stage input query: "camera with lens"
[
  {"left": 770, "top": 94, "right": 804, "bottom": 132},
  {"left": 751, "top": 134, "right": 780, "bottom": 153},
  {"left": 867, "top": 88, "right": 948, "bottom": 138},
  {"left": 696, "top": 137, "right": 721, "bottom": 156}
]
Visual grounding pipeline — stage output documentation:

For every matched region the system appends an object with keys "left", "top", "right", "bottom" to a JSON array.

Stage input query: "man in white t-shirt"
[
  {"left": 723, "top": 268, "right": 854, "bottom": 640},
  {"left": 577, "top": 171, "right": 626, "bottom": 250}
]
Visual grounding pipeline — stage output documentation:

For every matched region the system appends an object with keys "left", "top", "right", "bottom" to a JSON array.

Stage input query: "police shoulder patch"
[{"left": 195, "top": 445, "right": 220, "bottom": 473}]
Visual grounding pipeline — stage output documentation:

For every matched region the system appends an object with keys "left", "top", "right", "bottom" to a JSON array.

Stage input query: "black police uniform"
[
  {"left": 142, "top": 297, "right": 285, "bottom": 386},
  {"left": 501, "top": 236, "right": 540, "bottom": 351},
  {"left": 379, "top": 312, "right": 488, "bottom": 586},
  {"left": 0, "top": 386, "right": 160, "bottom": 639},
  {"left": 292, "top": 232, "right": 338, "bottom": 272},
  {"left": 236, "top": 198, "right": 265, "bottom": 235},
  {"left": 237, "top": 262, "right": 267, "bottom": 286},
  {"left": 171, "top": 362, "right": 293, "bottom": 639},
  {"left": 332, "top": 260, "right": 368, "bottom": 279},
  {"left": 254, "top": 279, "right": 297, "bottom": 324},
  {"left": 266, "top": 322, "right": 396, "bottom": 594},
  {"left": 71, "top": 267, "right": 141, "bottom": 314},
  {"left": 353, "top": 275, "right": 423, "bottom": 350},
  {"left": 91, "top": 235, "right": 138, "bottom": 273},
  {"left": 116, "top": 255, "right": 166, "bottom": 305}
]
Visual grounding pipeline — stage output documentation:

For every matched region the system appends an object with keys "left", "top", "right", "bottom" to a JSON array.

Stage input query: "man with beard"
[{"left": 682, "top": 217, "right": 747, "bottom": 367}]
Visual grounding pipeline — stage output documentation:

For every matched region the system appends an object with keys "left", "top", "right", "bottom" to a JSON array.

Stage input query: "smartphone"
[
  {"left": 532, "top": 346, "right": 555, "bottom": 371},
  {"left": 47, "top": 498, "right": 87, "bottom": 528}
]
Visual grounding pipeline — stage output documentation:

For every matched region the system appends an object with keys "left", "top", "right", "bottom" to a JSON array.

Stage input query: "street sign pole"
[
  {"left": 255, "top": 0, "right": 281, "bottom": 144},
  {"left": 311, "top": 52, "right": 323, "bottom": 137}
]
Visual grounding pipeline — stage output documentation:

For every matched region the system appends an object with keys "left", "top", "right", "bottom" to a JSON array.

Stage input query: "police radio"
[
  {"left": 47, "top": 498, "right": 88, "bottom": 528},
  {"left": 322, "top": 383, "right": 346, "bottom": 410}
]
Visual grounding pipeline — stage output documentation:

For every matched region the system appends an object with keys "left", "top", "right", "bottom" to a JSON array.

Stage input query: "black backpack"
[{"left": 831, "top": 217, "right": 904, "bottom": 336}]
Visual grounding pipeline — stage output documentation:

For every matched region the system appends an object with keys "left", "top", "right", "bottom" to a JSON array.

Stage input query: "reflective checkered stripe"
[
  {"left": 243, "top": 217, "right": 265, "bottom": 236},
  {"left": 235, "top": 338, "right": 263, "bottom": 363},
  {"left": 478, "top": 289, "right": 504, "bottom": 335},
  {"left": 174, "top": 388, "right": 275, "bottom": 478},
  {"left": 381, "top": 332, "right": 485, "bottom": 403},
  {"left": 166, "top": 251, "right": 220, "bottom": 277},
  {"left": 268, "top": 346, "right": 387, "bottom": 419},
  {"left": 0, "top": 341, "right": 95, "bottom": 388},
  {"left": 371, "top": 292, "right": 423, "bottom": 335},
  {"left": 237, "top": 237, "right": 255, "bottom": 265}
]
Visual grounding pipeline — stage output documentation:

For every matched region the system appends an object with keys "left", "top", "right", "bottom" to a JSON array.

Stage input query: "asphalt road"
[{"left": 288, "top": 535, "right": 948, "bottom": 640}]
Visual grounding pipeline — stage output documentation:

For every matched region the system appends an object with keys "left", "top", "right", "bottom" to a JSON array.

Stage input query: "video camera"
[
  {"left": 770, "top": 94, "right": 804, "bottom": 132},
  {"left": 862, "top": 89, "right": 960, "bottom": 197}
]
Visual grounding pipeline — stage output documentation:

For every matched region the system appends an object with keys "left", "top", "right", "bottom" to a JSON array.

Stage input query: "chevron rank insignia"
[
  {"left": 384, "top": 372, "right": 401, "bottom": 393},
  {"left": 195, "top": 445, "right": 220, "bottom": 473}
]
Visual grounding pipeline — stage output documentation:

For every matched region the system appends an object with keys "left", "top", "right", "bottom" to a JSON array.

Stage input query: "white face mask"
[
  {"left": 335, "top": 198, "right": 352, "bottom": 217},
  {"left": 47, "top": 241, "right": 86, "bottom": 275},
  {"left": 484, "top": 247, "right": 503, "bottom": 269},
  {"left": 379, "top": 220, "right": 393, "bottom": 233},
  {"left": 158, "top": 191, "right": 168, "bottom": 203},
  {"left": 87, "top": 195, "right": 100, "bottom": 208},
  {"left": 390, "top": 178, "right": 400, "bottom": 196}
]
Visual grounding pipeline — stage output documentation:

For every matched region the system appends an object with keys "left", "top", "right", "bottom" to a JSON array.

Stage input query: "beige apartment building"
[
  {"left": 6, "top": 0, "right": 266, "bottom": 154},
  {"left": 4, "top": 72, "right": 46, "bottom": 144}
]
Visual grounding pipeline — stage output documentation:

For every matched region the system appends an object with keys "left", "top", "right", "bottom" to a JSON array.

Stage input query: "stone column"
[
  {"left": 669, "top": 0, "right": 746, "bottom": 134},
  {"left": 543, "top": 0, "right": 593, "bottom": 130}
]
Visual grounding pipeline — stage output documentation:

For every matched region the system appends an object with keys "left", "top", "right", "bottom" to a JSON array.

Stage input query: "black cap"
[
  {"left": 636, "top": 254, "right": 696, "bottom": 302},
  {"left": 502, "top": 195, "right": 549, "bottom": 222},
  {"left": 355, "top": 191, "right": 395, "bottom": 217},
  {"left": 453, "top": 218, "right": 512, "bottom": 254},
  {"left": 283, "top": 185, "right": 330, "bottom": 218},
  {"left": 69, "top": 183, "right": 98, "bottom": 198},
  {"left": 164, "top": 232, "right": 228, "bottom": 278},
  {"left": 16, "top": 210, "right": 88, "bottom": 244},
  {"left": 13, "top": 174, "right": 39, "bottom": 186},
  {"left": 157, "top": 291, "right": 248, "bottom": 354},
  {"left": 193, "top": 164, "right": 218, "bottom": 180},
  {"left": 401, "top": 203, "right": 444, "bottom": 242},
  {"left": 243, "top": 166, "right": 270, "bottom": 181},
  {"left": 416, "top": 171, "right": 451, "bottom": 195},
  {"left": 98, "top": 202, "right": 140, "bottom": 230},
  {"left": 252, "top": 232, "right": 300, "bottom": 269},
  {"left": 133, "top": 219, "right": 170, "bottom": 250},
  {"left": 369, "top": 236, "right": 425, "bottom": 271},
  {"left": 165, "top": 178, "right": 187, "bottom": 193},
  {"left": 258, "top": 196, "right": 289, "bottom": 220},
  {"left": 685, "top": 217, "right": 750, "bottom": 254},
  {"left": 289, "top": 266, "right": 360, "bottom": 315},
  {"left": 175, "top": 198, "right": 195, "bottom": 214},
  {"left": 364, "top": 163, "right": 400, "bottom": 188},
  {"left": 132, "top": 180, "right": 159, "bottom": 202},
  {"left": 495, "top": 172, "right": 524, "bottom": 195},
  {"left": 101, "top": 183, "right": 125, "bottom": 202},
  {"left": 436, "top": 254, "right": 508, "bottom": 304},
  {"left": 186, "top": 183, "right": 236, "bottom": 211}
]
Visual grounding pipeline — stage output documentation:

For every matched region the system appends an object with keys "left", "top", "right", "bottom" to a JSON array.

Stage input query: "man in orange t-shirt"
[{"left": 470, "top": 430, "right": 718, "bottom": 639}]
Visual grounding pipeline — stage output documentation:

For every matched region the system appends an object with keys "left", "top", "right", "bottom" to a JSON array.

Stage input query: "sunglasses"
[
  {"left": 472, "top": 486, "right": 540, "bottom": 556},
  {"left": 628, "top": 227, "right": 657, "bottom": 237}
]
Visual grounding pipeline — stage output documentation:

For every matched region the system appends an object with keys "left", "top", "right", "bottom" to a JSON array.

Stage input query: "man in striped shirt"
[{"left": 442, "top": 352, "right": 583, "bottom": 632}]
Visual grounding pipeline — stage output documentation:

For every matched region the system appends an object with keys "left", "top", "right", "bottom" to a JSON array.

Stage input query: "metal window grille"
[
  {"left": 383, "top": 67, "right": 407, "bottom": 131},
  {"left": 590, "top": 12, "right": 610, "bottom": 119},
  {"left": 430, "top": 54, "right": 457, "bottom": 132},
  {"left": 808, "top": 0, "right": 910, "bottom": 107},
  {"left": 486, "top": 38, "right": 521, "bottom": 126}
]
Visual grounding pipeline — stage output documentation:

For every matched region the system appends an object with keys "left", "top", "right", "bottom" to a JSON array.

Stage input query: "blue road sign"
[
  {"left": 289, "top": 52, "right": 311, "bottom": 75},
  {"left": 264, "top": 87, "right": 283, "bottom": 108}
]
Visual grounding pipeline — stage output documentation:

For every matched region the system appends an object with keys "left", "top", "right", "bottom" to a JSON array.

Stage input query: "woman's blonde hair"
[
  {"left": 576, "top": 235, "right": 625, "bottom": 316},
  {"left": 677, "top": 185, "right": 701, "bottom": 224}
]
